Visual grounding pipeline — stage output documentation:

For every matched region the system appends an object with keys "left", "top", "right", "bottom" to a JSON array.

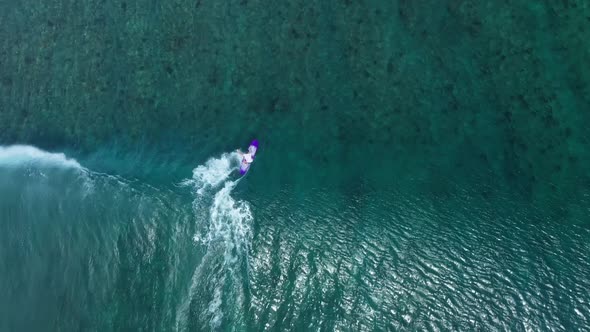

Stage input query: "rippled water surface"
[{"left": 1, "top": 146, "right": 589, "bottom": 331}]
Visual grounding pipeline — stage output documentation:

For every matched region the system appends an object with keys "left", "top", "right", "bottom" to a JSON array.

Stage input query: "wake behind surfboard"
[{"left": 239, "top": 140, "right": 258, "bottom": 175}]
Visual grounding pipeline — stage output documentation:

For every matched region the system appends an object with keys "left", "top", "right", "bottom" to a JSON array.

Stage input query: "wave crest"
[{"left": 0, "top": 145, "right": 85, "bottom": 170}]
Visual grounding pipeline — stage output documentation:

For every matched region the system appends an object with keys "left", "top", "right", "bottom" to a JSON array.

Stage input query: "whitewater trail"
[
  {"left": 0, "top": 145, "right": 253, "bottom": 330},
  {"left": 176, "top": 152, "right": 253, "bottom": 331}
]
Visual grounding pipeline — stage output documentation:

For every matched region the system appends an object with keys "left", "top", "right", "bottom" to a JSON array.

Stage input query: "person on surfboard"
[
  {"left": 237, "top": 140, "right": 259, "bottom": 175},
  {"left": 236, "top": 147, "right": 254, "bottom": 165}
]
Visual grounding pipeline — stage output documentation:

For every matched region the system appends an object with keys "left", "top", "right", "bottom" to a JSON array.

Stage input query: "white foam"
[
  {"left": 207, "top": 283, "right": 224, "bottom": 330},
  {"left": 176, "top": 151, "right": 253, "bottom": 330},
  {"left": 179, "top": 152, "right": 240, "bottom": 195},
  {"left": 0, "top": 145, "right": 85, "bottom": 170},
  {"left": 207, "top": 180, "right": 253, "bottom": 250}
]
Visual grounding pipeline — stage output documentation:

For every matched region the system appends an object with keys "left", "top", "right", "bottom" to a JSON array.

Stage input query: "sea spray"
[
  {"left": 179, "top": 152, "right": 238, "bottom": 195},
  {"left": 0, "top": 145, "right": 96, "bottom": 195},
  {"left": 0, "top": 145, "right": 86, "bottom": 170}
]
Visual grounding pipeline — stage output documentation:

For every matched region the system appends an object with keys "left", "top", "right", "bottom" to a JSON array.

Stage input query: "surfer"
[
  {"left": 236, "top": 147, "right": 254, "bottom": 165},
  {"left": 237, "top": 140, "right": 258, "bottom": 175}
]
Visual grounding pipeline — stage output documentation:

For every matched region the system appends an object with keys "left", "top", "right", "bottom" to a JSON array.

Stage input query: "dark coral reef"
[{"left": 1, "top": 0, "right": 589, "bottom": 201}]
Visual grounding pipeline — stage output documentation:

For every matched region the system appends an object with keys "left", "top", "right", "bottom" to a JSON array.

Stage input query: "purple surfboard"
[{"left": 239, "top": 139, "right": 259, "bottom": 175}]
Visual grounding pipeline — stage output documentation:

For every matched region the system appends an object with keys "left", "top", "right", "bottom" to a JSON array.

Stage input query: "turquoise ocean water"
[{"left": 2, "top": 0, "right": 590, "bottom": 331}]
